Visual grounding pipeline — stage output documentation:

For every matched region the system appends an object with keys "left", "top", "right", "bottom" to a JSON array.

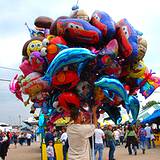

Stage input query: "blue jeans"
[
  {"left": 48, "top": 157, "right": 55, "bottom": 160},
  {"left": 146, "top": 138, "right": 151, "bottom": 149},
  {"left": 94, "top": 143, "right": 104, "bottom": 160},
  {"left": 107, "top": 140, "right": 115, "bottom": 160},
  {"left": 63, "top": 145, "right": 68, "bottom": 160},
  {"left": 140, "top": 140, "right": 146, "bottom": 150}
]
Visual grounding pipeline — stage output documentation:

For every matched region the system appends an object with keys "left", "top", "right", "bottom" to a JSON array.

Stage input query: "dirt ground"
[{"left": 5, "top": 142, "right": 160, "bottom": 160}]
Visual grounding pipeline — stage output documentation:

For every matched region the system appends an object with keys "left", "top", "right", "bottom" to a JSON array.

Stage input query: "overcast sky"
[{"left": 0, "top": 0, "right": 160, "bottom": 124}]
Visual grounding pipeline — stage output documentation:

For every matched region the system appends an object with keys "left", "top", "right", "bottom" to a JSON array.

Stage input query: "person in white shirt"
[
  {"left": 67, "top": 105, "right": 98, "bottom": 160},
  {"left": 60, "top": 127, "right": 68, "bottom": 160},
  {"left": 26, "top": 133, "right": 32, "bottom": 146},
  {"left": 113, "top": 128, "right": 120, "bottom": 146},
  {"left": 94, "top": 124, "right": 105, "bottom": 160},
  {"left": 145, "top": 123, "right": 152, "bottom": 149},
  {"left": 119, "top": 127, "right": 125, "bottom": 145},
  {"left": 47, "top": 140, "right": 55, "bottom": 160}
]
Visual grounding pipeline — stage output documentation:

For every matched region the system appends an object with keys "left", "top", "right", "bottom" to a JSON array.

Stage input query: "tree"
[{"left": 142, "top": 100, "right": 160, "bottom": 110}]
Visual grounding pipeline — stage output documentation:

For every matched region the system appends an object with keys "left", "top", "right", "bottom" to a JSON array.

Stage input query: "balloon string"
[{"left": 90, "top": 112, "right": 95, "bottom": 160}]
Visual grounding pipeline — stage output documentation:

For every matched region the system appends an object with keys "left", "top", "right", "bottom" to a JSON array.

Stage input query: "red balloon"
[
  {"left": 58, "top": 92, "right": 80, "bottom": 113},
  {"left": 52, "top": 70, "right": 80, "bottom": 90}
]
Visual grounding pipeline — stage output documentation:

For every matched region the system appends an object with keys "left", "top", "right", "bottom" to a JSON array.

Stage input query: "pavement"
[
  {"left": 5, "top": 142, "right": 160, "bottom": 160},
  {"left": 103, "top": 144, "right": 160, "bottom": 160},
  {"left": 6, "top": 142, "right": 41, "bottom": 160}
]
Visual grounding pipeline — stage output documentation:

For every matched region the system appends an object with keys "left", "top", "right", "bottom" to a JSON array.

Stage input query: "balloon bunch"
[{"left": 10, "top": 9, "right": 160, "bottom": 132}]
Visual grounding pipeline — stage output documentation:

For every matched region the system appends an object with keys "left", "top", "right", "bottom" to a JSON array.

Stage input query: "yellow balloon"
[
  {"left": 127, "top": 61, "right": 147, "bottom": 78},
  {"left": 27, "top": 40, "right": 42, "bottom": 56}
]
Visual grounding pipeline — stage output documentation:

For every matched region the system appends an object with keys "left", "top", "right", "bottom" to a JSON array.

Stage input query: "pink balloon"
[
  {"left": 9, "top": 74, "right": 18, "bottom": 93},
  {"left": 9, "top": 74, "right": 24, "bottom": 102},
  {"left": 19, "top": 60, "right": 33, "bottom": 76}
]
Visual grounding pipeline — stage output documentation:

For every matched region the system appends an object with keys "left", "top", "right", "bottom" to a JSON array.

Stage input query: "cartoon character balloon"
[
  {"left": 116, "top": 18, "right": 142, "bottom": 59},
  {"left": 57, "top": 92, "right": 80, "bottom": 114},
  {"left": 91, "top": 10, "right": 116, "bottom": 42},
  {"left": 50, "top": 18, "right": 102, "bottom": 45}
]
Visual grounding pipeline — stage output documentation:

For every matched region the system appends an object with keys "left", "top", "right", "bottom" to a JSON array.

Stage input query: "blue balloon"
[
  {"left": 77, "top": 60, "right": 89, "bottom": 77},
  {"left": 43, "top": 48, "right": 96, "bottom": 84},
  {"left": 38, "top": 113, "right": 45, "bottom": 127},
  {"left": 36, "top": 127, "right": 45, "bottom": 135},
  {"left": 127, "top": 95, "right": 140, "bottom": 122},
  {"left": 56, "top": 44, "right": 69, "bottom": 50},
  {"left": 101, "top": 103, "right": 122, "bottom": 124},
  {"left": 95, "top": 76, "right": 128, "bottom": 103}
]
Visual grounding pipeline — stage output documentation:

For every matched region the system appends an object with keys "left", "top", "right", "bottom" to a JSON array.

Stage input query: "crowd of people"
[
  {"left": 0, "top": 130, "right": 35, "bottom": 160},
  {"left": 0, "top": 121, "right": 157, "bottom": 160},
  {"left": 45, "top": 119, "right": 157, "bottom": 160},
  {"left": 93, "top": 123, "right": 156, "bottom": 160}
]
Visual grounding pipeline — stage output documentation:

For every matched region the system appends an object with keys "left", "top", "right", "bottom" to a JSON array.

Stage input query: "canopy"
[
  {"left": 142, "top": 109, "right": 160, "bottom": 124},
  {"left": 20, "top": 126, "right": 32, "bottom": 132}
]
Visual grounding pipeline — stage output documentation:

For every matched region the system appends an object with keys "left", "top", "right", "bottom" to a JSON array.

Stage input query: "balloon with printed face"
[
  {"left": 91, "top": 10, "right": 116, "bottom": 42},
  {"left": 52, "top": 70, "right": 80, "bottom": 90},
  {"left": 21, "top": 72, "right": 50, "bottom": 97},
  {"left": 102, "top": 59, "right": 122, "bottom": 78},
  {"left": 22, "top": 37, "right": 44, "bottom": 59},
  {"left": 127, "top": 61, "right": 147, "bottom": 78},
  {"left": 40, "top": 35, "right": 67, "bottom": 63},
  {"left": 43, "top": 48, "right": 96, "bottom": 84},
  {"left": 50, "top": 17, "right": 102, "bottom": 45},
  {"left": 137, "top": 37, "right": 147, "bottom": 61},
  {"left": 76, "top": 81, "right": 91, "bottom": 101},
  {"left": 58, "top": 92, "right": 80, "bottom": 114},
  {"left": 116, "top": 18, "right": 142, "bottom": 59},
  {"left": 29, "top": 51, "right": 47, "bottom": 73},
  {"left": 99, "top": 39, "right": 119, "bottom": 59}
]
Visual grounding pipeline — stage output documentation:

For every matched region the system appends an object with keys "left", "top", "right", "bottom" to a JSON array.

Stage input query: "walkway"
[
  {"left": 5, "top": 142, "right": 160, "bottom": 160},
  {"left": 6, "top": 142, "right": 41, "bottom": 160},
  {"left": 104, "top": 144, "right": 160, "bottom": 160}
]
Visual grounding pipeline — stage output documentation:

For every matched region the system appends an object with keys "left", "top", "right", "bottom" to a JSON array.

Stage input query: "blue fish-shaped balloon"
[
  {"left": 43, "top": 48, "right": 96, "bottom": 84},
  {"left": 126, "top": 95, "right": 140, "bottom": 123},
  {"left": 101, "top": 103, "right": 122, "bottom": 124},
  {"left": 95, "top": 76, "right": 128, "bottom": 103}
]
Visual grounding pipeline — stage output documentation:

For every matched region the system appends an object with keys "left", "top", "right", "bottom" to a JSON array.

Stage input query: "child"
[{"left": 46, "top": 140, "right": 55, "bottom": 160}]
